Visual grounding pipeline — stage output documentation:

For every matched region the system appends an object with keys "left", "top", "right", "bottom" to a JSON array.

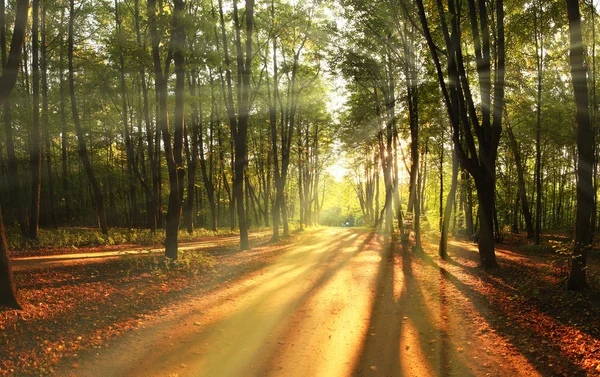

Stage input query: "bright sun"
[{"left": 327, "top": 158, "right": 348, "bottom": 182}]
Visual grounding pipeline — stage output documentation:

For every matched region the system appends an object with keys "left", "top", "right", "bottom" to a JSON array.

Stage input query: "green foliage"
[
  {"left": 548, "top": 240, "right": 575, "bottom": 282},
  {"left": 120, "top": 248, "right": 216, "bottom": 278},
  {"left": 7, "top": 227, "right": 238, "bottom": 251}
]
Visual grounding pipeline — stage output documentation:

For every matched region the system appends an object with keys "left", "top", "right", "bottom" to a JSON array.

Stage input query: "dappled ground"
[
  {"left": 52, "top": 229, "right": 554, "bottom": 377},
  {"left": 428, "top": 235, "right": 600, "bottom": 376},
  {"left": 1, "top": 228, "right": 600, "bottom": 376},
  {"left": 0, "top": 232, "right": 276, "bottom": 375}
]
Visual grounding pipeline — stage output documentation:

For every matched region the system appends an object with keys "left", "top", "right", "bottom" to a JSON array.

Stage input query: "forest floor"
[{"left": 0, "top": 228, "right": 599, "bottom": 376}]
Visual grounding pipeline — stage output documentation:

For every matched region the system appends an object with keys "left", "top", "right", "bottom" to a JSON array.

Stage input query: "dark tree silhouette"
[{"left": 0, "top": 0, "right": 31, "bottom": 309}]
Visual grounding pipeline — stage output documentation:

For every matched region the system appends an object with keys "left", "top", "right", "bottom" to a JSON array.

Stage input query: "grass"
[
  {"left": 120, "top": 248, "right": 217, "bottom": 278},
  {"left": 5, "top": 226, "right": 257, "bottom": 251}
]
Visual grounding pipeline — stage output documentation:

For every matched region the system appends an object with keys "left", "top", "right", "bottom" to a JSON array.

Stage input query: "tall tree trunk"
[
  {"left": 200, "top": 75, "right": 218, "bottom": 232},
  {"left": 0, "top": 0, "right": 30, "bottom": 309},
  {"left": 566, "top": 0, "right": 593, "bottom": 291},
  {"left": 415, "top": 0, "right": 503, "bottom": 269},
  {"left": 69, "top": 0, "right": 108, "bottom": 234},
  {"left": 534, "top": 3, "right": 544, "bottom": 245},
  {"left": 506, "top": 121, "right": 534, "bottom": 238},
  {"left": 463, "top": 171, "right": 474, "bottom": 235},
  {"left": 0, "top": 206, "right": 20, "bottom": 309},
  {"left": 266, "top": 9, "right": 281, "bottom": 241},
  {"left": 233, "top": 0, "right": 251, "bottom": 248},
  {"left": 439, "top": 149, "right": 458, "bottom": 259},
  {"left": 185, "top": 73, "right": 200, "bottom": 234},
  {"left": 148, "top": 0, "right": 186, "bottom": 259},
  {"left": 41, "top": 4, "right": 56, "bottom": 228},
  {"left": 29, "top": 0, "right": 42, "bottom": 240},
  {"left": 591, "top": 0, "right": 598, "bottom": 236},
  {"left": 476, "top": 177, "right": 497, "bottom": 267},
  {"left": 439, "top": 138, "right": 444, "bottom": 232},
  {"left": 59, "top": 8, "right": 71, "bottom": 223},
  {"left": 116, "top": 0, "right": 137, "bottom": 229},
  {"left": 133, "top": 0, "right": 156, "bottom": 231},
  {"left": 400, "top": 26, "right": 421, "bottom": 249},
  {"left": 217, "top": 0, "right": 253, "bottom": 249},
  {"left": 1, "top": 0, "right": 28, "bottom": 239}
]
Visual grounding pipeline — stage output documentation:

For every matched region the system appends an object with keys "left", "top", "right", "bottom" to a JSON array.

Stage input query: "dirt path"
[{"left": 56, "top": 228, "right": 542, "bottom": 377}]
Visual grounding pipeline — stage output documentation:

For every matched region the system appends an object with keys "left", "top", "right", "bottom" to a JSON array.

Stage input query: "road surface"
[{"left": 58, "top": 228, "right": 541, "bottom": 377}]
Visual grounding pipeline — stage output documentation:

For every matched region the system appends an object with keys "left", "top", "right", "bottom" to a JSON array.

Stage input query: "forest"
[{"left": 0, "top": 0, "right": 599, "bottom": 375}]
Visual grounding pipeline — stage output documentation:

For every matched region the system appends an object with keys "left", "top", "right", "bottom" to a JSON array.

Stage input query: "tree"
[
  {"left": 29, "top": 0, "right": 42, "bottom": 240},
  {"left": 148, "top": 0, "right": 187, "bottom": 259},
  {"left": 505, "top": 113, "right": 534, "bottom": 238},
  {"left": 69, "top": 0, "right": 109, "bottom": 235},
  {"left": 414, "top": 0, "right": 505, "bottom": 268},
  {"left": 2, "top": 0, "right": 29, "bottom": 239},
  {"left": 217, "top": 0, "right": 255, "bottom": 250},
  {"left": 439, "top": 149, "right": 458, "bottom": 259},
  {"left": 566, "top": 0, "right": 593, "bottom": 291},
  {"left": 0, "top": 0, "right": 31, "bottom": 309}
]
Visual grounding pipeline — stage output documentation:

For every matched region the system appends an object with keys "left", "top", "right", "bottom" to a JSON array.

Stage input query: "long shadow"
[
  {"left": 419, "top": 250, "right": 588, "bottom": 376},
  {"left": 352, "top": 237, "right": 472, "bottom": 377},
  {"left": 0, "top": 232, "right": 322, "bottom": 374},
  {"left": 14, "top": 237, "right": 275, "bottom": 291},
  {"left": 443, "top": 241, "right": 600, "bottom": 342},
  {"left": 103, "top": 229, "right": 378, "bottom": 376}
]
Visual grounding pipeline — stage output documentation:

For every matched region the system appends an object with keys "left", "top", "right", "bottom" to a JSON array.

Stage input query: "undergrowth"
[
  {"left": 6, "top": 227, "right": 243, "bottom": 251},
  {"left": 119, "top": 248, "right": 217, "bottom": 278}
]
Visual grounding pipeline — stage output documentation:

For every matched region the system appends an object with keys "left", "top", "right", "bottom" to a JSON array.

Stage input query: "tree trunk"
[
  {"left": 591, "top": 0, "right": 598, "bottom": 237},
  {"left": 29, "top": 0, "right": 42, "bottom": 240},
  {"left": 217, "top": 0, "right": 252, "bottom": 249},
  {"left": 196, "top": 75, "right": 218, "bottom": 232},
  {"left": 439, "top": 139, "right": 444, "bottom": 232},
  {"left": 133, "top": 0, "right": 156, "bottom": 231},
  {"left": 58, "top": 8, "right": 71, "bottom": 223},
  {"left": 439, "top": 149, "right": 458, "bottom": 259},
  {"left": 534, "top": 3, "right": 544, "bottom": 245},
  {"left": 475, "top": 177, "right": 499, "bottom": 269},
  {"left": 185, "top": 74, "right": 200, "bottom": 234},
  {"left": 148, "top": 0, "right": 186, "bottom": 259},
  {"left": 1, "top": 0, "right": 28, "bottom": 239},
  {"left": 566, "top": 0, "right": 593, "bottom": 291},
  {"left": 463, "top": 171, "right": 474, "bottom": 235},
  {"left": 69, "top": 0, "right": 108, "bottom": 234},
  {"left": 506, "top": 123, "right": 534, "bottom": 237},
  {"left": 116, "top": 0, "right": 137, "bottom": 229},
  {"left": 0, "top": 206, "right": 20, "bottom": 309},
  {"left": 41, "top": 5, "right": 57, "bottom": 228},
  {"left": 0, "top": 0, "right": 30, "bottom": 309},
  {"left": 415, "top": 0, "right": 504, "bottom": 268}
]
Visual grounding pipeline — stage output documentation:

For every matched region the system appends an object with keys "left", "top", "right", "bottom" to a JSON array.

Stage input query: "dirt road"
[{"left": 59, "top": 228, "right": 541, "bottom": 377}]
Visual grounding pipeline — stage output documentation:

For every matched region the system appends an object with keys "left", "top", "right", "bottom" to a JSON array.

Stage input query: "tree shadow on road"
[
  {"left": 352, "top": 237, "right": 473, "bottom": 377},
  {"left": 71, "top": 229, "right": 379, "bottom": 377},
  {"left": 421, "top": 241, "right": 592, "bottom": 376}
]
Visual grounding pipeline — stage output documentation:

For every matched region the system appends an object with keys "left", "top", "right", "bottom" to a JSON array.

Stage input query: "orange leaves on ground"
[{"left": 0, "top": 236, "right": 281, "bottom": 376}]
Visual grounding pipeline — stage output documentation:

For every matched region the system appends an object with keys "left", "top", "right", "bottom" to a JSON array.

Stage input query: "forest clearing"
[{"left": 1, "top": 0, "right": 600, "bottom": 375}]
